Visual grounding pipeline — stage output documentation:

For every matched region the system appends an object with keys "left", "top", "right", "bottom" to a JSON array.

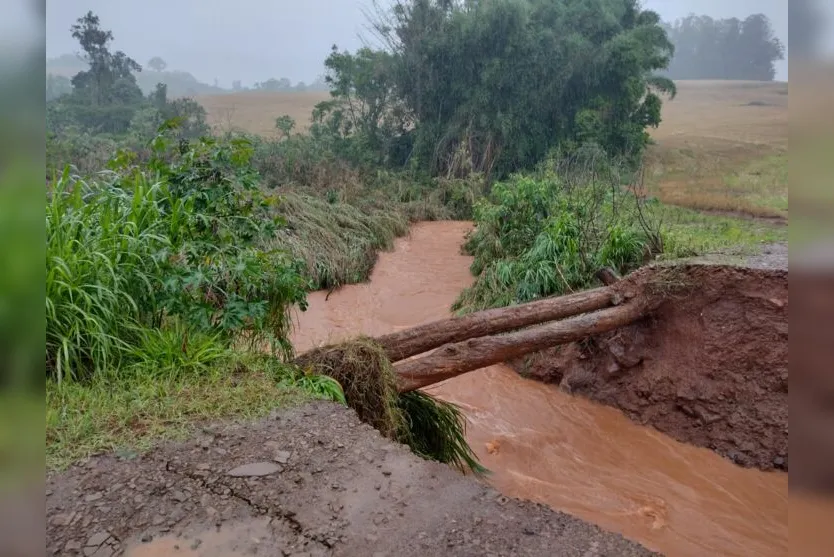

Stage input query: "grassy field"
[
  {"left": 197, "top": 81, "right": 788, "bottom": 220},
  {"left": 46, "top": 358, "right": 314, "bottom": 470},
  {"left": 195, "top": 90, "right": 331, "bottom": 136},
  {"left": 645, "top": 80, "right": 788, "bottom": 219}
]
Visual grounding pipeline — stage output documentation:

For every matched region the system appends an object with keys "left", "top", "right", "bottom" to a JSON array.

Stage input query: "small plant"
[
  {"left": 275, "top": 115, "right": 296, "bottom": 139},
  {"left": 278, "top": 367, "right": 346, "bottom": 404},
  {"left": 397, "top": 390, "right": 487, "bottom": 476}
]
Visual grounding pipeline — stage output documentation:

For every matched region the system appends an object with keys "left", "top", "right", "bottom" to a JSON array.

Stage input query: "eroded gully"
[{"left": 289, "top": 221, "right": 787, "bottom": 557}]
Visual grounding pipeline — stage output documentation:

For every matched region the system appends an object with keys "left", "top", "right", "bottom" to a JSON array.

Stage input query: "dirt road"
[{"left": 47, "top": 401, "right": 658, "bottom": 556}]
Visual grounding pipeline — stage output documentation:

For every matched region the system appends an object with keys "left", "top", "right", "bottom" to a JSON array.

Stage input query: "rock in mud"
[{"left": 226, "top": 462, "right": 282, "bottom": 477}]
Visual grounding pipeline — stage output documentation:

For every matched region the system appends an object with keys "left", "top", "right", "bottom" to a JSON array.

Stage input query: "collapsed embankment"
[{"left": 509, "top": 263, "right": 788, "bottom": 472}]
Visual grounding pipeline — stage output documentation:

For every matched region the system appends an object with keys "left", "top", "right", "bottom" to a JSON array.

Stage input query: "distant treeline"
[
  {"left": 661, "top": 14, "right": 785, "bottom": 81},
  {"left": 47, "top": 52, "right": 329, "bottom": 100},
  {"left": 46, "top": 54, "right": 228, "bottom": 99},
  {"left": 243, "top": 77, "right": 328, "bottom": 93}
]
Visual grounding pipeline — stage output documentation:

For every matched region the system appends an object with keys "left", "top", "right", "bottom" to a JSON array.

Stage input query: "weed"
[
  {"left": 397, "top": 390, "right": 487, "bottom": 476},
  {"left": 46, "top": 128, "right": 310, "bottom": 383}
]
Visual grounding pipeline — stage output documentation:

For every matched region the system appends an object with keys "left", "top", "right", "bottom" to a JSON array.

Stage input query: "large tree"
[
  {"left": 321, "top": 0, "right": 676, "bottom": 178},
  {"left": 47, "top": 12, "right": 209, "bottom": 141},
  {"left": 69, "top": 11, "right": 143, "bottom": 106},
  {"left": 147, "top": 56, "right": 168, "bottom": 72},
  {"left": 57, "top": 11, "right": 145, "bottom": 134}
]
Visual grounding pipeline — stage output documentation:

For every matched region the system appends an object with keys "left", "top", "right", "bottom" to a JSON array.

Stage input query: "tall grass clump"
[
  {"left": 46, "top": 123, "right": 310, "bottom": 383},
  {"left": 453, "top": 152, "right": 659, "bottom": 313},
  {"left": 242, "top": 128, "right": 485, "bottom": 289},
  {"left": 273, "top": 193, "right": 409, "bottom": 289},
  {"left": 296, "top": 337, "right": 485, "bottom": 475},
  {"left": 47, "top": 170, "right": 173, "bottom": 381}
]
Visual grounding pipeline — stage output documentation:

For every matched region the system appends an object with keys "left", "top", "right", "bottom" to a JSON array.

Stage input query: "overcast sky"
[{"left": 46, "top": 0, "right": 798, "bottom": 87}]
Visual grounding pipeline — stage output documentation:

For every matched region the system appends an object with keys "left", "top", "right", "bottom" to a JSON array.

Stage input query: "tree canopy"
[
  {"left": 147, "top": 56, "right": 168, "bottom": 72},
  {"left": 47, "top": 11, "right": 210, "bottom": 173},
  {"left": 317, "top": 0, "right": 676, "bottom": 179}
]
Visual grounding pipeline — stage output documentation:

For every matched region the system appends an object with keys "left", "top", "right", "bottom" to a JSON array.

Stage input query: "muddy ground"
[
  {"left": 511, "top": 258, "right": 788, "bottom": 472},
  {"left": 47, "top": 401, "right": 659, "bottom": 557}
]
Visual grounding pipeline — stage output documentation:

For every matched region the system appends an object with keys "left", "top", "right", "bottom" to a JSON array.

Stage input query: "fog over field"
[{"left": 45, "top": 0, "right": 794, "bottom": 88}]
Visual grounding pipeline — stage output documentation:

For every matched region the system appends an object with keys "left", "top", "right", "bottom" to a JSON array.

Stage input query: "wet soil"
[
  {"left": 46, "top": 401, "right": 658, "bottom": 557},
  {"left": 511, "top": 262, "right": 788, "bottom": 472},
  {"left": 288, "top": 224, "right": 787, "bottom": 556}
]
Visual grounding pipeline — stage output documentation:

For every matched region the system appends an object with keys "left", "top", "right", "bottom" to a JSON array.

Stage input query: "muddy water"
[{"left": 290, "top": 221, "right": 788, "bottom": 557}]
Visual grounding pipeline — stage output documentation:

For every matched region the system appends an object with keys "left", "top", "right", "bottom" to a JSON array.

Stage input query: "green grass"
[
  {"left": 452, "top": 166, "right": 786, "bottom": 314},
  {"left": 657, "top": 203, "right": 787, "bottom": 259},
  {"left": 722, "top": 154, "right": 788, "bottom": 216},
  {"left": 45, "top": 354, "right": 343, "bottom": 471},
  {"left": 646, "top": 145, "right": 788, "bottom": 219}
]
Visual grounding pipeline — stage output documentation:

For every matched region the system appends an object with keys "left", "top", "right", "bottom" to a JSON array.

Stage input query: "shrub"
[
  {"left": 453, "top": 165, "right": 656, "bottom": 313},
  {"left": 46, "top": 127, "right": 309, "bottom": 382}
]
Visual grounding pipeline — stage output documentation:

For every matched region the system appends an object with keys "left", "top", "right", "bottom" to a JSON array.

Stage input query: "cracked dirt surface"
[{"left": 47, "top": 401, "right": 659, "bottom": 556}]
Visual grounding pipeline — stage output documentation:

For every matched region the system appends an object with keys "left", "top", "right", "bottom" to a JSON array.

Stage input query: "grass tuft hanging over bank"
[{"left": 296, "top": 337, "right": 486, "bottom": 475}]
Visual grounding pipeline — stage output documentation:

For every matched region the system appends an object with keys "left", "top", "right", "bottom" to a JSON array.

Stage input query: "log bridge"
[{"left": 296, "top": 268, "right": 658, "bottom": 393}]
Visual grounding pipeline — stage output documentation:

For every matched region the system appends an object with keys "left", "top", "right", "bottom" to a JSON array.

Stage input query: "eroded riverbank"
[
  {"left": 291, "top": 221, "right": 788, "bottom": 557},
  {"left": 46, "top": 221, "right": 788, "bottom": 556}
]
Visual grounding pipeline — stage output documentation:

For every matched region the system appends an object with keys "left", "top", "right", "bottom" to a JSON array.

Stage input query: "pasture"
[
  {"left": 646, "top": 80, "right": 788, "bottom": 219},
  {"left": 195, "top": 90, "right": 331, "bottom": 136}
]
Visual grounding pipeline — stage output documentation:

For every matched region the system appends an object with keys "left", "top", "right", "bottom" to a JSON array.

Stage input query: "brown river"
[{"left": 290, "top": 221, "right": 788, "bottom": 557}]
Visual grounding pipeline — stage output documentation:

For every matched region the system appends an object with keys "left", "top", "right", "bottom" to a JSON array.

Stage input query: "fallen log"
[
  {"left": 373, "top": 286, "right": 616, "bottom": 362},
  {"left": 395, "top": 300, "right": 648, "bottom": 392}
]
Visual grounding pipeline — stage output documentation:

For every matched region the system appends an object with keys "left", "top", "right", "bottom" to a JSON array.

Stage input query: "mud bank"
[
  {"left": 511, "top": 263, "right": 788, "bottom": 471},
  {"left": 47, "top": 401, "right": 658, "bottom": 557}
]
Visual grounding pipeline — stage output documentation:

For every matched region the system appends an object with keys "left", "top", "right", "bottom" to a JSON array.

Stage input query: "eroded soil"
[
  {"left": 512, "top": 262, "right": 788, "bottom": 471},
  {"left": 47, "top": 401, "right": 658, "bottom": 557}
]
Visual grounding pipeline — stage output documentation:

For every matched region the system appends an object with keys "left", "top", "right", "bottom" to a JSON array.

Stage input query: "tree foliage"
[
  {"left": 47, "top": 12, "right": 210, "bottom": 174},
  {"left": 147, "top": 56, "right": 168, "bottom": 72},
  {"left": 46, "top": 74, "right": 73, "bottom": 102},
  {"left": 317, "top": 0, "right": 675, "bottom": 179},
  {"left": 312, "top": 46, "right": 408, "bottom": 167},
  {"left": 69, "top": 12, "right": 144, "bottom": 110},
  {"left": 661, "top": 14, "right": 785, "bottom": 81}
]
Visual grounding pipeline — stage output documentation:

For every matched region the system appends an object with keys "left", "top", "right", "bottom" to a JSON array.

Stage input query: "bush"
[
  {"left": 46, "top": 127, "right": 309, "bottom": 383},
  {"left": 453, "top": 163, "right": 657, "bottom": 313}
]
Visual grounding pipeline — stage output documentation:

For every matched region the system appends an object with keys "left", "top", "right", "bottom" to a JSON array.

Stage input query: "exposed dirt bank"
[
  {"left": 511, "top": 262, "right": 788, "bottom": 472},
  {"left": 46, "top": 402, "right": 658, "bottom": 556}
]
